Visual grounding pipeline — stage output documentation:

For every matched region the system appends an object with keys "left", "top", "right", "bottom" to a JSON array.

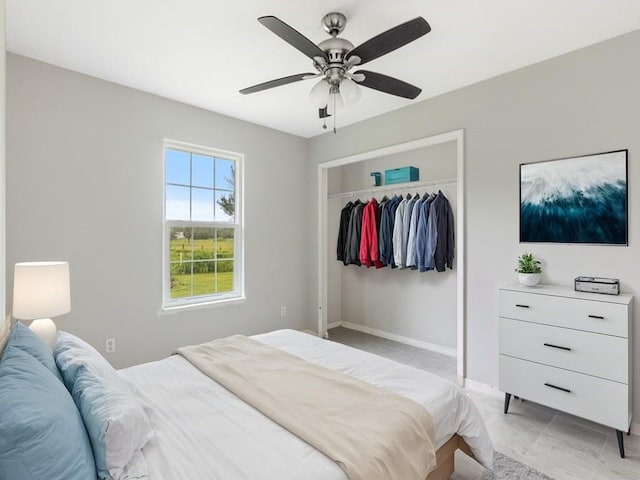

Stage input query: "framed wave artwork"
[{"left": 520, "top": 149, "right": 628, "bottom": 245}]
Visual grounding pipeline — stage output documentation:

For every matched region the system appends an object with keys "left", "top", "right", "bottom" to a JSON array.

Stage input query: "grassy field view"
[
  {"left": 169, "top": 235, "right": 234, "bottom": 298},
  {"left": 170, "top": 271, "right": 234, "bottom": 297}
]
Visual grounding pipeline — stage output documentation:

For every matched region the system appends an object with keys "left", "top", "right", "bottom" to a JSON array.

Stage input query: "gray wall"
[
  {"left": 6, "top": 54, "right": 308, "bottom": 368},
  {"left": 328, "top": 142, "right": 458, "bottom": 350},
  {"left": 6, "top": 28, "right": 640, "bottom": 420},
  {"left": 308, "top": 30, "right": 640, "bottom": 416}
]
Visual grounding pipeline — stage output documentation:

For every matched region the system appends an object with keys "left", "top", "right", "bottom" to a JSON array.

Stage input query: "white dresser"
[{"left": 498, "top": 284, "right": 633, "bottom": 457}]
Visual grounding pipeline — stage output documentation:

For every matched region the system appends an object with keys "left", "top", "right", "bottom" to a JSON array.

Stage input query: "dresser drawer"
[
  {"left": 499, "top": 355, "right": 629, "bottom": 430},
  {"left": 499, "top": 289, "right": 628, "bottom": 337},
  {"left": 499, "top": 318, "right": 628, "bottom": 383}
]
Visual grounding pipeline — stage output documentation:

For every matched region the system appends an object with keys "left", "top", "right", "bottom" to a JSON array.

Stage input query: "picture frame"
[{"left": 520, "top": 149, "right": 628, "bottom": 245}]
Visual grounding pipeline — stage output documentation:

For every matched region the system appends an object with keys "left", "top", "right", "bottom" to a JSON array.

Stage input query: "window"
[{"left": 163, "top": 140, "right": 243, "bottom": 309}]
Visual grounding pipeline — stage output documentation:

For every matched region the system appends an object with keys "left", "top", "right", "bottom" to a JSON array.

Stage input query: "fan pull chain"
[{"left": 333, "top": 94, "right": 337, "bottom": 134}]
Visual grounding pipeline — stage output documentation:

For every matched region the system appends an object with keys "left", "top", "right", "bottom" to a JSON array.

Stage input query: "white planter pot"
[{"left": 518, "top": 273, "right": 541, "bottom": 287}]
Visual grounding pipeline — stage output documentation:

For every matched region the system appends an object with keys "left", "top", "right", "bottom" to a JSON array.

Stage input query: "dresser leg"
[
  {"left": 616, "top": 430, "right": 625, "bottom": 458},
  {"left": 504, "top": 393, "right": 511, "bottom": 414}
]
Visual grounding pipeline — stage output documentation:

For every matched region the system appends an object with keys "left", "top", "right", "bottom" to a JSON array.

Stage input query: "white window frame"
[{"left": 162, "top": 139, "right": 244, "bottom": 310}]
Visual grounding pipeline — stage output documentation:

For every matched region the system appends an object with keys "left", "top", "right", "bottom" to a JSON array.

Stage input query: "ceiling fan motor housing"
[{"left": 318, "top": 37, "right": 354, "bottom": 84}]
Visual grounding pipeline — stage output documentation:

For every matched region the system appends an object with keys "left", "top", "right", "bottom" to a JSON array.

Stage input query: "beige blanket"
[{"left": 175, "top": 335, "right": 436, "bottom": 480}]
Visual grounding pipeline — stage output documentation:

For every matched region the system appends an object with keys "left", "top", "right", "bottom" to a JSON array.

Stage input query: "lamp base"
[{"left": 29, "top": 318, "right": 58, "bottom": 348}]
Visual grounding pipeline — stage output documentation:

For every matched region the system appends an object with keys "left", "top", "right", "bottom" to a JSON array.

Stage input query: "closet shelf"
[{"left": 328, "top": 178, "right": 457, "bottom": 199}]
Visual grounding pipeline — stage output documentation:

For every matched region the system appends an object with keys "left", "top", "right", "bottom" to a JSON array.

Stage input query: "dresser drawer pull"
[
  {"left": 543, "top": 343, "right": 572, "bottom": 351},
  {"left": 544, "top": 382, "right": 571, "bottom": 393},
  {"left": 588, "top": 314, "right": 604, "bottom": 319},
  {"left": 515, "top": 304, "right": 530, "bottom": 308}
]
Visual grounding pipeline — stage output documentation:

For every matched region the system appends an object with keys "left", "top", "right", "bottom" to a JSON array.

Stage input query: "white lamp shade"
[
  {"left": 309, "top": 79, "right": 330, "bottom": 108},
  {"left": 12, "top": 261, "right": 71, "bottom": 320},
  {"left": 340, "top": 77, "right": 362, "bottom": 105}
]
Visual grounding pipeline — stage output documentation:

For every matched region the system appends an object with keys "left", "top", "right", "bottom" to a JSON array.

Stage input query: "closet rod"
[{"left": 327, "top": 177, "right": 457, "bottom": 199}]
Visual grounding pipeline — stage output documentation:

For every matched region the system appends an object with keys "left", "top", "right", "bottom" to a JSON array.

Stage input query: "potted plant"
[{"left": 515, "top": 252, "right": 542, "bottom": 286}]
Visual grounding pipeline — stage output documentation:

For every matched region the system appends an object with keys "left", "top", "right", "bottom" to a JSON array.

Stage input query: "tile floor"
[{"left": 328, "top": 326, "right": 640, "bottom": 480}]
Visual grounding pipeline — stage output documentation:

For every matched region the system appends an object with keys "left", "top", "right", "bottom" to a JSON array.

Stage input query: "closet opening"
[{"left": 317, "top": 130, "right": 466, "bottom": 380}]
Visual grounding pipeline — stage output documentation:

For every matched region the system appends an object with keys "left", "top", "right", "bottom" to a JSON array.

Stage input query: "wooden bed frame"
[{"left": 427, "top": 434, "right": 474, "bottom": 480}]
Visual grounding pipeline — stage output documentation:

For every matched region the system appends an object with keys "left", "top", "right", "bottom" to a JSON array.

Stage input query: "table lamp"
[{"left": 12, "top": 261, "right": 71, "bottom": 347}]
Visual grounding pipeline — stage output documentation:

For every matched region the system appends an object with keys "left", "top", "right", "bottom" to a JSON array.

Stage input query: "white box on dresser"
[{"left": 498, "top": 284, "right": 633, "bottom": 458}]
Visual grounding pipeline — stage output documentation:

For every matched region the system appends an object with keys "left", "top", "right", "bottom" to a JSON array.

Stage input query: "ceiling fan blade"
[
  {"left": 346, "top": 17, "right": 430, "bottom": 65},
  {"left": 239, "top": 73, "right": 315, "bottom": 94},
  {"left": 354, "top": 70, "right": 422, "bottom": 99},
  {"left": 258, "top": 16, "right": 327, "bottom": 61}
]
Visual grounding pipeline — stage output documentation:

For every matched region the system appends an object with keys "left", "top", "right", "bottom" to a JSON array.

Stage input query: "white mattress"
[{"left": 118, "top": 329, "right": 493, "bottom": 479}]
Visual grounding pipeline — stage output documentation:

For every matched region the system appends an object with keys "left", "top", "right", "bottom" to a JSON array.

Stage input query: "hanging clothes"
[
  {"left": 401, "top": 194, "right": 419, "bottom": 269},
  {"left": 432, "top": 191, "right": 455, "bottom": 272},
  {"left": 335, "top": 188, "right": 454, "bottom": 273},
  {"left": 336, "top": 201, "right": 355, "bottom": 265},
  {"left": 423, "top": 197, "right": 438, "bottom": 271},
  {"left": 344, "top": 201, "right": 366, "bottom": 266},
  {"left": 359, "top": 198, "right": 384, "bottom": 268},
  {"left": 406, "top": 195, "right": 426, "bottom": 269},
  {"left": 392, "top": 195, "right": 410, "bottom": 268},
  {"left": 416, "top": 193, "right": 437, "bottom": 272},
  {"left": 379, "top": 195, "right": 402, "bottom": 267}
]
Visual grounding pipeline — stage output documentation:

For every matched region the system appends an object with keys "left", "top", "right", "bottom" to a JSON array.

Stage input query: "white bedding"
[{"left": 118, "top": 329, "right": 493, "bottom": 479}]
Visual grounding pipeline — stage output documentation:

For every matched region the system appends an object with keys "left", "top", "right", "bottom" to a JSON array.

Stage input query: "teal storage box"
[{"left": 385, "top": 166, "right": 419, "bottom": 185}]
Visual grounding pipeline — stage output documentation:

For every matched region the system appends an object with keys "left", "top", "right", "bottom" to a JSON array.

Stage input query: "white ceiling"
[{"left": 6, "top": 1, "right": 640, "bottom": 138}]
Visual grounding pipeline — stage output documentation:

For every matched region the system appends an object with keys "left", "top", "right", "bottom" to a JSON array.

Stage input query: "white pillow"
[{"left": 54, "top": 331, "right": 154, "bottom": 480}]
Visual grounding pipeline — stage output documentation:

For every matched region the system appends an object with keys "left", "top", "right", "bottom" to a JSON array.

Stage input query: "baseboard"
[
  {"left": 327, "top": 321, "right": 341, "bottom": 330},
  {"left": 462, "top": 378, "right": 502, "bottom": 396},
  {"left": 338, "top": 321, "right": 457, "bottom": 357}
]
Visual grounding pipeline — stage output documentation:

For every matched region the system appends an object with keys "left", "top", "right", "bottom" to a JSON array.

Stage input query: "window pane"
[
  {"left": 166, "top": 185, "right": 190, "bottom": 220},
  {"left": 192, "top": 154, "right": 214, "bottom": 188},
  {"left": 216, "top": 228, "right": 234, "bottom": 259},
  {"left": 192, "top": 187, "right": 214, "bottom": 221},
  {"left": 166, "top": 149, "right": 190, "bottom": 185},
  {"left": 193, "top": 228, "right": 215, "bottom": 260},
  {"left": 164, "top": 144, "right": 241, "bottom": 308},
  {"left": 215, "top": 158, "right": 235, "bottom": 190},
  {"left": 215, "top": 190, "right": 234, "bottom": 222},
  {"left": 216, "top": 260, "right": 234, "bottom": 292},
  {"left": 170, "top": 227, "right": 193, "bottom": 261},
  {"left": 169, "top": 262, "right": 192, "bottom": 298},
  {"left": 193, "top": 261, "right": 216, "bottom": 296}
]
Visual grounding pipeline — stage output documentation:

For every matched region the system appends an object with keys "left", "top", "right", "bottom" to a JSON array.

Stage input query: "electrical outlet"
[
  {"left": 105, "top": 338, "right": 116, "bottom": 353},
  {"left": 280, "top": 305, "right": 287, "bottom": 317}
]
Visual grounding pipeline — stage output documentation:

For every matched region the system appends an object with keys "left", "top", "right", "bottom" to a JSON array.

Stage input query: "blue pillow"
[
  {"left": 7, "top": 321, "right": 63, "bottom": 383},
  {"left": 0, "top": 346, "right": 96, "bottom": 480},
  {"left": 55, "top": 332, "right": 153, "bottom": 480}
]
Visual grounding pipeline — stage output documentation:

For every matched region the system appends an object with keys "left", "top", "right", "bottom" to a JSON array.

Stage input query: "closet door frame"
[{"left": 317, "top": 129, "right": 466, "bottom": 380}]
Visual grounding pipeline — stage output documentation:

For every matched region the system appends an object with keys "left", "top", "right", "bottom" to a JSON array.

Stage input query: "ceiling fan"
[{"left": 240, "top": 12, "right": 431, "bottom": 126}]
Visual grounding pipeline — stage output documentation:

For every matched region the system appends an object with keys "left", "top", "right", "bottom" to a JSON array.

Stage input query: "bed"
[{"left": 0, "top": 318, "right": 493, "bottom": 480}]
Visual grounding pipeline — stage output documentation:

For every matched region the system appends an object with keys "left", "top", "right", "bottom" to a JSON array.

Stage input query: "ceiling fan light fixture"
[
  {"left": 309, "top": 79, "right": 330, "bottom": 107},
  {"left": 340, "top": 77, "right": 362, "bottom": 105}
]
